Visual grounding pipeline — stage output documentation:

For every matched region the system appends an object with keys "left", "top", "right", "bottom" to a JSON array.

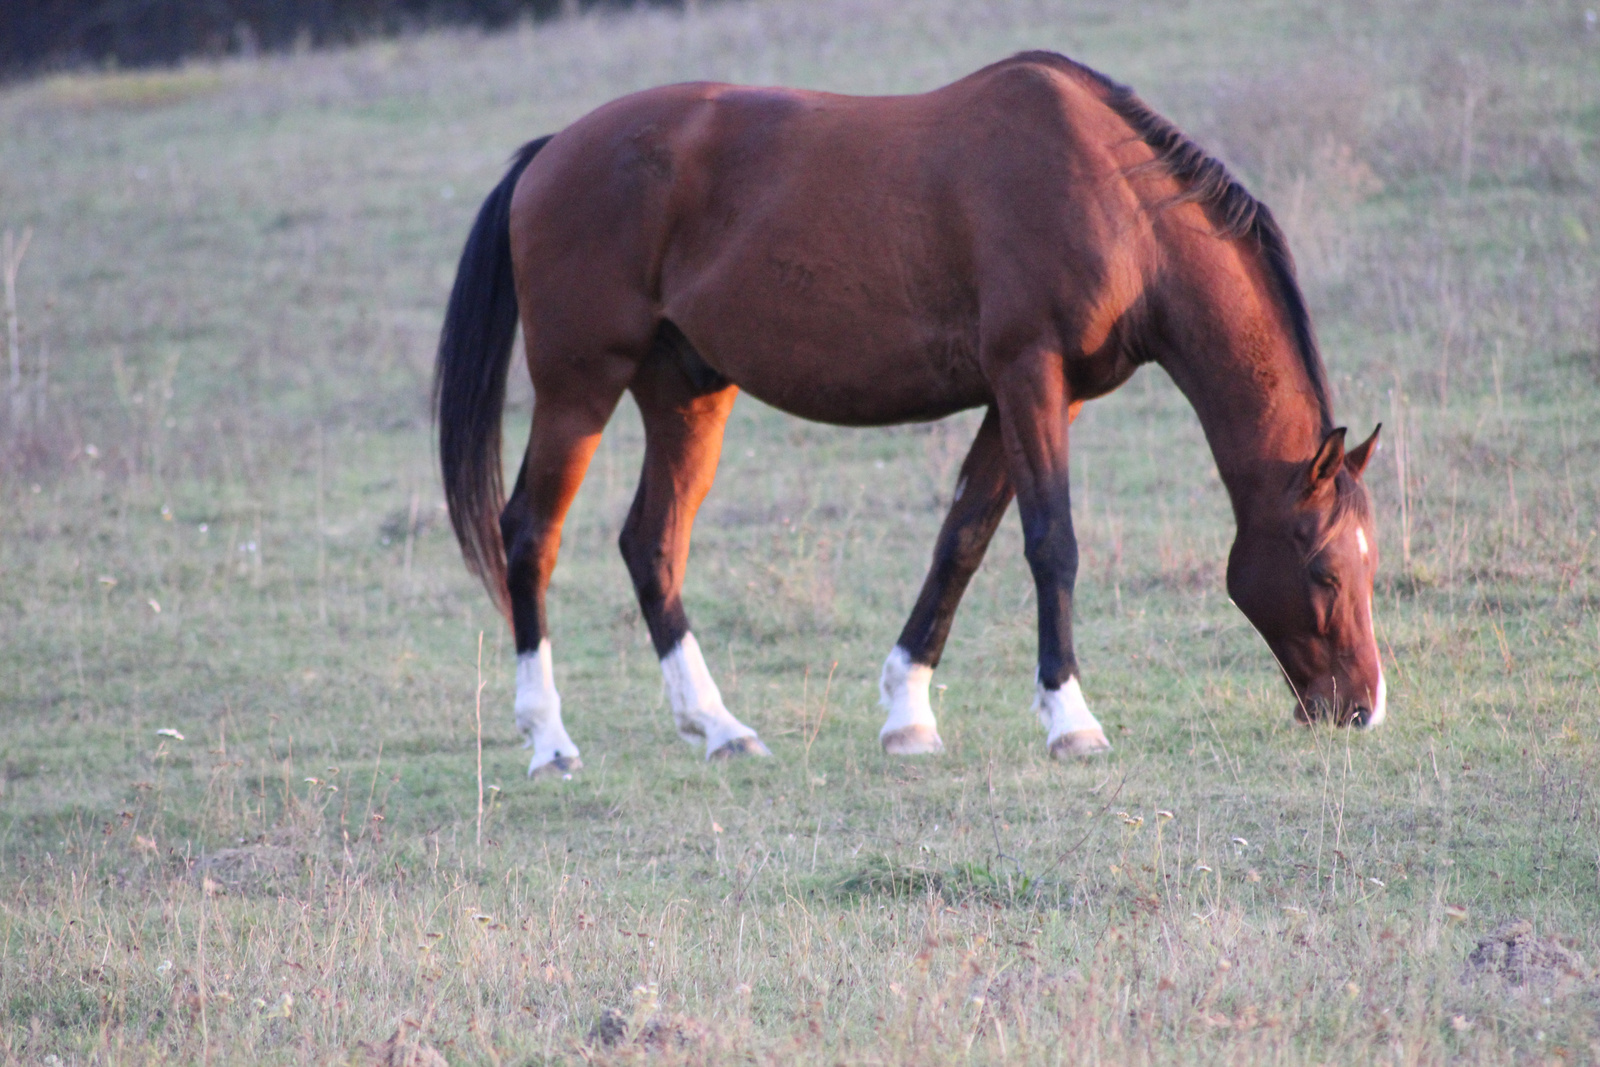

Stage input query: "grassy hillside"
[{"left": 1, "top": 0, "right": 1597, "bottom": 1062}]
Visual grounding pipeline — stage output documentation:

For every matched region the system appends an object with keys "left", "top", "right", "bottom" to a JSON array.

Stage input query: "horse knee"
[{"left": 1022, "top": 530, "right": 1078, "bottom": 583}]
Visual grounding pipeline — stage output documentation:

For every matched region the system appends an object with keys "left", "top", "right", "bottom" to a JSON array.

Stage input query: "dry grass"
[{"left": 1, "top": 0, "right": 1598, "bottom": 1063}]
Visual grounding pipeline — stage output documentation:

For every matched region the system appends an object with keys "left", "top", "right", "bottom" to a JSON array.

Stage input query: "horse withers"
[{"left": 433, "top": 51, "right": 1386, "bottom": 776}]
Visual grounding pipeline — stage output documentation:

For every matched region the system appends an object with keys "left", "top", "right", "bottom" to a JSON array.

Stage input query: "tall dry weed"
[{"left": 1194, "top": 65, "right": 1384, "bottom": 286}]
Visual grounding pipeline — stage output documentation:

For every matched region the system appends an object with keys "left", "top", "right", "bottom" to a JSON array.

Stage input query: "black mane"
[{"left": 1009, "top": 51, "right": 1334, "bottom": 430}]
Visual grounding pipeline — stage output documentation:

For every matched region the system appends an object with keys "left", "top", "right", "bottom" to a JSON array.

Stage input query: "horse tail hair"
[{"left": 433, "top": 135, "right": 551, "bottom": 619}]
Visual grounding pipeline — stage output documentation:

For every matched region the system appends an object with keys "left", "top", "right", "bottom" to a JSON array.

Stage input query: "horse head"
[{"left": 1227, "top": 426, "right": 1385, "bottom": 727}]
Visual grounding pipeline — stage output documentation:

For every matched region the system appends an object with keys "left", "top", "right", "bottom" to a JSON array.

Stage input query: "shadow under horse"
[{"left": 434, "top": 51, "right": 1385, "bottom": 775}]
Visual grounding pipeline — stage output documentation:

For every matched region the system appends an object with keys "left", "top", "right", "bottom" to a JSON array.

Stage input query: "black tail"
[{"left": 433, "top": 136, "right": 551, "bottom": 618}]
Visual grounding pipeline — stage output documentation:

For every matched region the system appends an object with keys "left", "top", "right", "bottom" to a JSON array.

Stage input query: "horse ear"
[
  {"left": 1344, "top": 424, "right": 1380, "bottom": 478},
  {"left": 1306, "top": 427, "right": 1347, "bottom": 495}
]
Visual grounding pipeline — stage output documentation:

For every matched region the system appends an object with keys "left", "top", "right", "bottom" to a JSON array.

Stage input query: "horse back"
[{"left": 509, "top": 56, "right": 1164, "bottom": 424}]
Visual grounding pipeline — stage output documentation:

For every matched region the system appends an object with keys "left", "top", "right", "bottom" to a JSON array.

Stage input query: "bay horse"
[{"left": 434, "top": 51, "right": 1385, "bottom": 776}]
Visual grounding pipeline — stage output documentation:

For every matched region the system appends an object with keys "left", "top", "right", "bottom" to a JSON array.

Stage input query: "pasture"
[{"left": 2, "top": 0, "right": 1598, "bottom": 1062}]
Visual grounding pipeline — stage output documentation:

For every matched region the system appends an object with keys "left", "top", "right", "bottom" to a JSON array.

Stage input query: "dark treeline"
[{"left": 2, "top": 0, "right": 686, "bottom": 79}]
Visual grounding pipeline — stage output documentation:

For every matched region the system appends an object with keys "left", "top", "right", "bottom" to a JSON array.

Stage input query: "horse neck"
[{"left": 1150, "top": 258, "right": 1331, "bottom": 528}]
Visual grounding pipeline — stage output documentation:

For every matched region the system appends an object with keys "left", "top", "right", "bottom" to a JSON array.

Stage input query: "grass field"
[{"left": 2, "top": 0, "right": 1599, "bottom": 1062}]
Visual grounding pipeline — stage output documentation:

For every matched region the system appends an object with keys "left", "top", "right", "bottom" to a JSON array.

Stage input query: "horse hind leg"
[
  {"left": 503, "top": 383, "right": 626, "bottom": 777},
  {"left": 620, "top": 328, "right": 769, "bottom": 759},
  {"left": 881, "top": 407, "right": 1015, "bottom": 755}
]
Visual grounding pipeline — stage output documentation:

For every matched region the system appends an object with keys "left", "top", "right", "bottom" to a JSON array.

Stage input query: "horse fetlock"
[
  {"left": 672, "top": 704, "right": 765, "bottom": 757},
  {"left": 672, "top": 713, "right": 707, "bottom": 746},
  {"left": 516, "top": 640, "right": 582, "bottom": 776},
  {"left": 514, "top": 640, "right": 562, "bottom": 736},
  {"left": 688, "top": 708, "right": 765, "bottom": 758},
  {"left": 881, "top": 723, "right": 945, "bottom": 756},
  {"left": 879, "top": 647, "right": 941, "bottom": 755},
  {"left": 515, "top": 693, "right": 560, "bottom": 745},
  {"left": 661, "top": 632, "right": 766, "bottom": 759},
  {"left": 1035, "top": 677, "right": 1110, "bottom": 758}
]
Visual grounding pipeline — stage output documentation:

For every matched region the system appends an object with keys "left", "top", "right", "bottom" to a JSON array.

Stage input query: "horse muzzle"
[{"left": 1292, "top": 668, "right": 1387, "bottom": 729}]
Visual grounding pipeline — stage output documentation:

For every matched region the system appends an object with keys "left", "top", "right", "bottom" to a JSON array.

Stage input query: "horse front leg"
[
  {"left": 880, "top": 407, "right": 1014, "bottom": 754},
  {"left": 994, "top": 356, "right": 1111, "bottom": 759}
]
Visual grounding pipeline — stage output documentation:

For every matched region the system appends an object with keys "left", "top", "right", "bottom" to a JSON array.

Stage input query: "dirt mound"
[
  {"left": 198, "top": 845, "right": 301, "bottom": 885},
  {"left": 196, "top": 824, "right": 317, "bottom": 890},
  {"left": 589, "top": 1007, "right": 709, "bottom": 1050},
  {"left": 353, "top": 1029, "right": 447, "bottom": 1067},
  {"left": 1466, "top": 919, "right": 1592, "bottom": 986},
  {"left": 970, "top": 964, "right": 1082, "bottom": 1019}
]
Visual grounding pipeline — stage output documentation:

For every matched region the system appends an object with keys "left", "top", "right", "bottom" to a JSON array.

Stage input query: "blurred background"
[{"left": 1, "top": 0, "right": 702, "bottom": 78}]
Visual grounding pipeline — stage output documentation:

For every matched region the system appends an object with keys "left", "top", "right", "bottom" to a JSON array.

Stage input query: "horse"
[{"left": 433, "top": 50, "right": 1385, "bottom": 777}]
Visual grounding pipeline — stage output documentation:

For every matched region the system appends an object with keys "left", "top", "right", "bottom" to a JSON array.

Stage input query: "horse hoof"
[
  {"left": 710, "top": 735, "right": 771, "bottom": 759},
  {"left": 1049, "top": 730, "right": 1111, "bottom": 759},
  {"left": 529, "top": 755, "right": 583, "bottom": 779},
  {"left": 881, "top": 724, "right": 944, "bottom": 755}
]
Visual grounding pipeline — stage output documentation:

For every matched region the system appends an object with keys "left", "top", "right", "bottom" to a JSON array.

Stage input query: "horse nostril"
[{"left": 1350, "top": 706, "right": 1371, "bottom": 728}]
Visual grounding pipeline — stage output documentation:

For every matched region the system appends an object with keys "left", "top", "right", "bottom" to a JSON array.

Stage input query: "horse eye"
[{"left": 1310, "top": 566, "right": 1339, "bottom": 590}]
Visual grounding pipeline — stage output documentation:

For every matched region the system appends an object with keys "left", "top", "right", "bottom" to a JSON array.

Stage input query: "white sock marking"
[
  {"left": 878, "top": 646, "right": 938, "bottom": 740},
  {"left": 515, "top": 639, "right": 580, "bottom": 773},
  {"left": 1034, "top": 676, "right": 1105, "bottom": 745},
  {"left": 661, "top": 632, "right": 761, "bottom": 757}
]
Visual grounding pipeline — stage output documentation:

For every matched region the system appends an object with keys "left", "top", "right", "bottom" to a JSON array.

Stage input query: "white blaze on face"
[
  {"left": 1348, "top": 524, "right": 1387, "bottom": 728},
  {"left": 515, "top": 639, "right": 580, "bottom": 772},
  {"left": 1364, "top": 592, "right": 1388, "bottom": 728},
  {"left": 1034, "top": 675, "right": 1105, "bottom": 745},
  {"left": 879, "top": 646, "right": 938, "bottom": 739},
  {"left": 660, "top": 632, "right": 762, "bottom": 757}
]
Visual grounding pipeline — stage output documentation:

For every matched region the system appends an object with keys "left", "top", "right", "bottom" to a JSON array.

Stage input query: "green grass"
[{"left": 2, "top": 0, "right": 1598, "bottom": 1063}]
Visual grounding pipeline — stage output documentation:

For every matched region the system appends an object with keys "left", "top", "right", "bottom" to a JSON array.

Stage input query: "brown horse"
[{"left": 434, "top": 51, "right": 1385, "bottom": 776}]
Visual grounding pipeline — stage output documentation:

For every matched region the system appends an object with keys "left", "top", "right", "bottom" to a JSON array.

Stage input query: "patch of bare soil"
[
  {"left": 1465, "top": 919, "right": 1593, "bottom": 988},
  {"left": 589, "top": 1007, "right": 710, "bottom": 1051},
  {"left": 195, "top": 824, "right": 314, "bottom": 891},
  {"left": 970, "top": 963, "right": 1082, "bottom": 1021},
  {"left": 353, "top": 1028, "right": 447, "bottom": 1067}
]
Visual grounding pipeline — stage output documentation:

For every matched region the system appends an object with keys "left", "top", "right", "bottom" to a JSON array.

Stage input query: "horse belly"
[{"left": 674, "top": 292, "right": 987, "bottom": 426}]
